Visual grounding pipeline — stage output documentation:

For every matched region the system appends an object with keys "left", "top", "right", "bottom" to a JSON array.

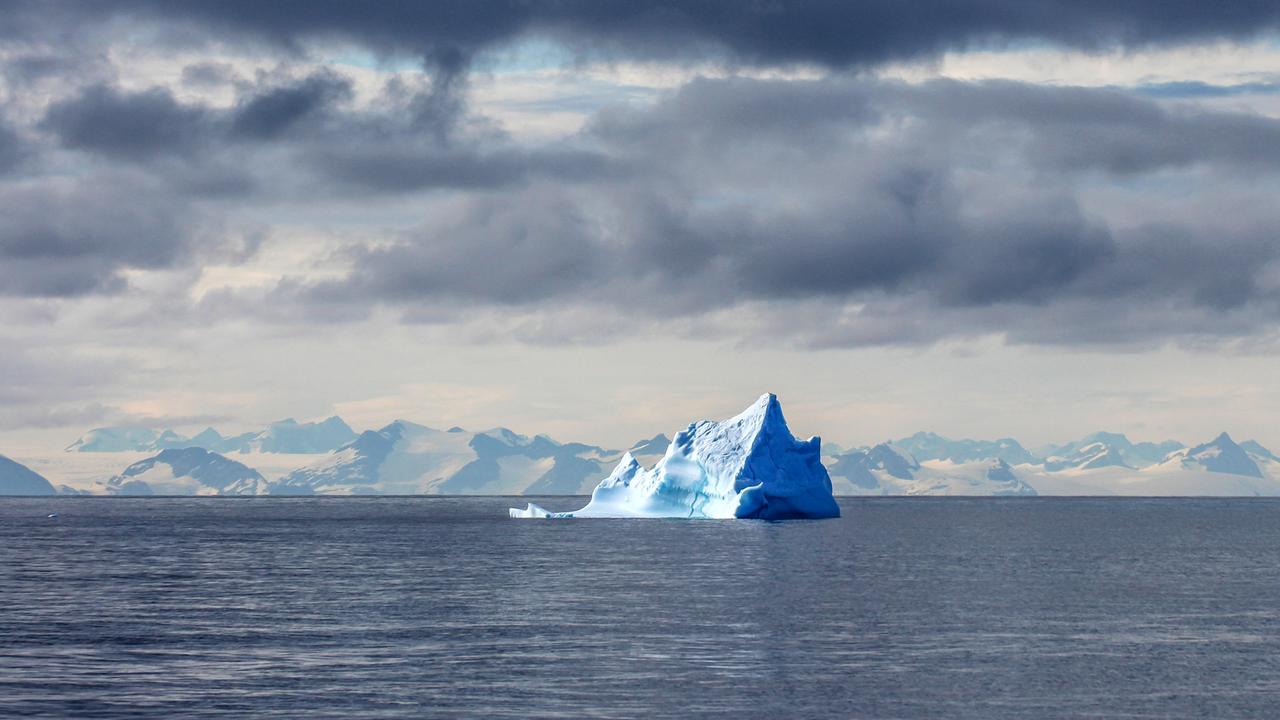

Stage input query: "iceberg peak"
[{"left": 511, "top": 394, "right": 839, "bottom": 520}]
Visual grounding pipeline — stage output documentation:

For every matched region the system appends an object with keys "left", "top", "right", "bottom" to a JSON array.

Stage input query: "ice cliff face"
[{"left": 511, "top": 394, "right": 840, "bottom": 519}]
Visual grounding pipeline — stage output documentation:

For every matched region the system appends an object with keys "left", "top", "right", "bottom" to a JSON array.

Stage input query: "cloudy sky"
[{"left": 3, "top": 1, "right": 1280, "bottom": 451}]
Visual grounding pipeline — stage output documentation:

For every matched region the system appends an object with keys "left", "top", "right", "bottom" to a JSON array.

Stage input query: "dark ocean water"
[{"left": 3, "top": 497, "right": 1279, "bottom": 719}]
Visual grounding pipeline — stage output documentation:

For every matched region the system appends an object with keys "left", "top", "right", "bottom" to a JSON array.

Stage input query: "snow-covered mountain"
[
  {"left": 66, "top": 417, "right": 357, "bottom": 454},
  {"left": 1017, "top": 433, "right": 1280, "bottom": 496},
  {"left": 103, "top": 448, "right": 266, "bottom": 495},
  {"left": 1240, "top": 439, "right": 1280, "bottom": 463},
  {"left": 1152, "top": 433, "right": 1262, "bottom": 478},
  {"left": 65, "top": 426, "right": 160, "bottom": 452},
  {"left": 828, "top": 444, "right": 1036, "bottom": 496},
  {"left": 891, "top": 431, "right": 1040, "bottom": 465},
  {"left": 1044, "top": 442, "right": 1131, "bottom": 472},
  {"left": 512, "top": 393, "right": 840, "bottom": 519},
  {"left": 1041, "top": 432, "right": 1183, "bottom": 468},
  {"left": 49, "top": 416, "right": 1280, "bottom": 498},
  {"left": 0, "top": 455, "right": 57, "bottom": 495},
  {"left": 273, "top": 421, "right": 619, "bottom": 495},
  {"left": 213, "top": 417, "right": 358, "bottom": 454},
  {"left": 828, "top": 443, "right": 920, "bottom": 491},
  {"left": 626, "top": 434, "right": 670, "bottom": 466}
]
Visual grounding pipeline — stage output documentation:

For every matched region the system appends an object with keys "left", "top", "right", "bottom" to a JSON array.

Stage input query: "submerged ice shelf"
[{"left": 510, "top": 393, "right": 840, "bottom": 520}]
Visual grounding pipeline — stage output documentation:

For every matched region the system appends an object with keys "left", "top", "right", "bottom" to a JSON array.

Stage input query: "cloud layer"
[{"left": 3, "top": 3, "right": 1280, "bottom": 438}]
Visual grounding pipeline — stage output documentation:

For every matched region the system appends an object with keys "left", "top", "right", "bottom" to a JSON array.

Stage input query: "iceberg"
[{"left": 510, "top": 393, "right": 840, "bottom": 520}]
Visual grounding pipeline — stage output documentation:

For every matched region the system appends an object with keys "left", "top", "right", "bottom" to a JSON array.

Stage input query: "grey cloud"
[
  {"left": 599, "top": 77, "right": 1280, "bottom": 175},
  {"left": 0, "top": 121, "right": 30, "bottom": 174},
  {"left": 0, "top": 176, "right": 199, "bottom": 297},
  {"left": 40, "top": 78, "right": 355, "bottom": 159},
  {"left": 310, "top": 145, "right": 612, "bottom": 193},
  {"left": 180, "top": 61, "right": 239, "bottom": 88},
  {"left": 306, "top": 187, "right": 604, "bottom": 306},
  {"left": 0, "top": 343, "right": 133, "bottom": 430},
  {"left": 896, "top": 80, "right": 1280, "bottom": 175},
  {"left": 229, "top": 72, "right": 353, "bottom": 140},
  {"left": 262, "top": 75, "right": 1280, "bottom": 347},
  {"left": 38, "top": 69, "right": 611, "bottom": 197},
  {"left": 42, "top": 84, "right": 212, "bottom": 160}
]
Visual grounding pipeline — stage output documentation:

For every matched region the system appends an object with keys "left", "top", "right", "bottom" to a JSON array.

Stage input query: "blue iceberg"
[{"left": 511, "top": 393, "right": 840, "bottom": 520}]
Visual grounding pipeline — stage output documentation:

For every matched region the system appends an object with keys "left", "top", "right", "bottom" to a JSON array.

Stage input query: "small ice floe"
[{"left": 509, "top": 503, "right": 566, "bottom": 518}]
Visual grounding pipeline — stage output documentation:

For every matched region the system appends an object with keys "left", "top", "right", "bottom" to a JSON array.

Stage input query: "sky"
[{"left": 3, "top": 1, "right": 1280, "bottom": 452}]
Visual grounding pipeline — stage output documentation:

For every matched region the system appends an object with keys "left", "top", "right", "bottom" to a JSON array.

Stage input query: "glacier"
[{"left": 510, "top": 393, "right": 840, "bottom": 520}]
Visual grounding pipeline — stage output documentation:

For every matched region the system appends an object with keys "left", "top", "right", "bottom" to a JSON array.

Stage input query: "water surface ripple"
[{"left": 3, "top": 497, "right": 1278, "bottom": 718}]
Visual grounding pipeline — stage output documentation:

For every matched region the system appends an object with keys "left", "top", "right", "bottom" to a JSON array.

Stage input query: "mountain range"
[
  {"left": 67, "top": 417, "right": 357, "bottom": 454},
  {"left": 270, "top": 421, "right": 624, "bottom": 495},
  {"left": 6, "top": 421, "right": 1280, "bottom": 497},
  {"left": 830, "top": 432, "right": 1279, "bottom": 497}
]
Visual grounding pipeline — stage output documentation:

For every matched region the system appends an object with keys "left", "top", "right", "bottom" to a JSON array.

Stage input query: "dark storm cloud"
[
  {"left": 40, "top": 78, "right": 354, "bottom": 158},
  {"left": 5, "top": 0, "right": 1280, "bottom": 348},
  {"left": 229, "top": 72, "right": 353, "bottom": 140},
  {"left": 37, "top": 68, "right": 612, "bottom": 198},
  {"left": 265, "top": 75, "right": 1280, "bottom": 347},
  {"left": 42, "top": 84, "right": 213, "bottom": 160},
  {"left": 7, "top": 1, "right": 1280, "bottom": 68}
]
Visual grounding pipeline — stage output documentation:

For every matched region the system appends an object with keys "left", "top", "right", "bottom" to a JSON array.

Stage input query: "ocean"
[{"left": 3, "top": 496, "right": 1279, "bottom": 718}]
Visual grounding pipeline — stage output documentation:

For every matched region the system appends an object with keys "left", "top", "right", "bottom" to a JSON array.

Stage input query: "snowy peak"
[
  {"left": 830, "top": 443, "right": 919, "bottom": 485},
  {"left": 251, "top": 416, "right": 357, "bottom": 453},
  {"left": 827, "top": 445, "right": 1035, "bottom": 497},
  {"left": 628, "top": 433, "right": 671, "bottom": 458},
  {"left": 892, "top": 431, "right": 1039, "bottom": 465},
  {"left": 279, "top": 420, "right": 617, "bottom": 496},
  {"left": 1241, "top": 440, "right": 1280, "bottom": 463},
  {"left": 1160, "top": 432, "right": 1262, "bottom": 478},
  {"left": 105, "top": 447, "right": 266, "bottom": 496},
  {"left": 986, "top": 458, "right": 1018, "bottom": 483},
  {"left": 67, "top": 417, "right": 359, "bottom": 454},
  {"left": 190, "top": 427, "right": 223, "bottom": 445},
  {"left": 66, "top": 426, "right": 158, "bottom": 452},
  {"left": 1046, "top": 432, "right": 1183, "bottom": 468},
  {"left": 1045, "top": 442, "right": 1131, "bottom": 472}
]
